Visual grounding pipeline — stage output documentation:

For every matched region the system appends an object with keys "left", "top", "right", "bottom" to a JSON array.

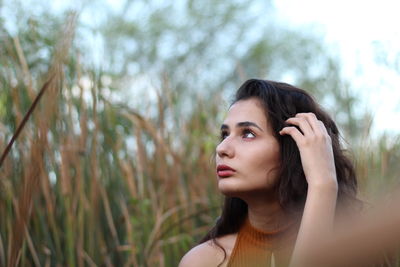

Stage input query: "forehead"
[{"left": 224, "top": 98, "right": 267, "bottom": 126}]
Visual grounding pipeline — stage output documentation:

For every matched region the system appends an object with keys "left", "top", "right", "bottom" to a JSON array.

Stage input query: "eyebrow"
[{"left": 220, "top": 121, "right": 264, "bottom": 132}]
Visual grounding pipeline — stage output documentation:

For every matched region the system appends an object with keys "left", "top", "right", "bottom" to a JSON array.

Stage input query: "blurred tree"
[
  {"left": 90, "top": 0, "right": 368, "bottom": 143},
  {"left": 1, "top": 0, "right": 369, "bottom": 139}
]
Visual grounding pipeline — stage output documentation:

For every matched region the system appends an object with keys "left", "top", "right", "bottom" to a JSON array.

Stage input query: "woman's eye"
[
  {"left": 220, "top": 131, "right": 229, "bottom": 140},
  {"left": 243, "top": 129, "right": 255, "bottom": 139}
]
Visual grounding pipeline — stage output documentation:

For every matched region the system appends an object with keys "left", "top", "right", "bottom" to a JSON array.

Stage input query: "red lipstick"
[{"left": 217, "top": 164, "right": 236, "bottom": 178}]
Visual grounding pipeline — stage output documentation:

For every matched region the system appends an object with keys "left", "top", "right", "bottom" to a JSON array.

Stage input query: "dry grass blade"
[
  {"left": 81, "top": 251, "right": 98, "bottom": 267},
  {"left": 5, "top": 13, "right": 77, "bottom": 267},
  {"left": 119, "top": 159, "right": 138, "bottom": 199},
  {"left": 12, "top": 35, "right": 34, "bottom": 100},
  {"left": 0, "top": 12, "right": 77, "bottom": 170},
  {"left": 103, "top": 98, "right": 178, "bottom": 161},
  {"left": 0, "top": 232, "right": 5, "bottom": 267},
  {"left": 8, "top": 144, "right": 42, "bottom": 267},
  {"left": 144, "top": 199, "right": 210, "bottom": 259},
  {"left": 119, "top": 199, "right": 140, "bottom": 267},
  {"left": 99, "top": 185, "right": 121, "bottom": 248},
  {"left": 0, "top": 75, "right": 55, "bottom": 169},
  {"left": 25, "top": 227, "right": 41, "bottom": 267}
]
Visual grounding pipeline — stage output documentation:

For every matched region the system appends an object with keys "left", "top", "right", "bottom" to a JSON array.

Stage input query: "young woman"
[{"left": 179, "top": 79, "right": 359, "bottom": 267}]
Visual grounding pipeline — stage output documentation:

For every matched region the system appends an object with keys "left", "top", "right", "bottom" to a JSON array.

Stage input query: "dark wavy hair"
[{"left": 200, "top": 79, "right": 359, "bottom": 262}]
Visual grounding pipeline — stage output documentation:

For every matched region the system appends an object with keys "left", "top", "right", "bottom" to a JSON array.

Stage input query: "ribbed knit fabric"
[{"left": 227, "top": 217, "right": 296, "bottom": 267}]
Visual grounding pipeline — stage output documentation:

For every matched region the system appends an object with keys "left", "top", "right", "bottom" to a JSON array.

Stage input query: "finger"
[
  {"left": 296, "top": 113, "right": 328, "bottom": 136},
  {"left": 295, "top": 113, "right": 320, "bottom": 133},
  {"left": 285, "top": 117, "right": 313, "bottom": 136},
  {"left": 279, "top": 126, "right": 304, "bottom": 145},
  {"left": 298, "top": 112, "right": 329, "bottom": 136},
  {"left": 317, "top": 120, "right": 329, "bottom": 135}
]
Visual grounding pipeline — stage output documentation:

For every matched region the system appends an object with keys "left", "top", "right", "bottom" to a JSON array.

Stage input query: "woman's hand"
[
  {"left": 280, "top": 113, "right": 338, "bottom": 267},
  {"left": 279, "top": 112, "right": 338, "bottom": 190}
]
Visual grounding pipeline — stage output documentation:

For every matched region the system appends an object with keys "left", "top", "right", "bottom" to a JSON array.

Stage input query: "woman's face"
[{"left": 216, "top": 97, "right": 281, "bottom": 198}]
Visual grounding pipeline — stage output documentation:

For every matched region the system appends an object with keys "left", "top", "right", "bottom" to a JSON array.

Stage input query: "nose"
[{"left": 216, "top": 137, "right": 234, "bottom": 158}]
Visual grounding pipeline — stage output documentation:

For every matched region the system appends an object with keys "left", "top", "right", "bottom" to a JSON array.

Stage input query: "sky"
[{"left": 273, "top": 0, "right": 400, "bottom": 137}]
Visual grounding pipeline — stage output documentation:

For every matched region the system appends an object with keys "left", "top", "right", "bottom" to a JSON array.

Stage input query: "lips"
[{"left": 217, "top": 164, "right": 236, "bottom": 178}]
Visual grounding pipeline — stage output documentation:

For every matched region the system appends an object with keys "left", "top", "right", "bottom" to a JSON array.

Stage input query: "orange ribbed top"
[{"left": 227, "top": 217, "right": 296, "bottom": 267}]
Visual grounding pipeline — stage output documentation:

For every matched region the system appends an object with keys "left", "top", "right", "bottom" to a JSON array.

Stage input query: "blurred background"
[{"left": 1, "top": 0, "right": 399, "bottom": 266}]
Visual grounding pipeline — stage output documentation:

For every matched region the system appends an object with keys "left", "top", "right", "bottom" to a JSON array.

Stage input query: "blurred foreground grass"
[{"left": 1, "top": 7, "right": 400, "bottom": 267}]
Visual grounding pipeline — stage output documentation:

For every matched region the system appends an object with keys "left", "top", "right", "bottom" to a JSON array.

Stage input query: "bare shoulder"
[
  {"left": 178, "top": 240, "right": 223, "bottom": 267},
  {"left": 178, "top": 233, "right": 238, "bottom": 267}
]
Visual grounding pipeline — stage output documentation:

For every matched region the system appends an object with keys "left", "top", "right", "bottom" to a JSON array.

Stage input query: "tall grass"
[
  {"left": 1, "top": 14, "right": 400, "bottom": 267},
  {"left": 0, "top": 15, "right": 224, "bottom": 266}
]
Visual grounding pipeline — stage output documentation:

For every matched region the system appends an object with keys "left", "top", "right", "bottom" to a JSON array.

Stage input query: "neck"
[{"left": 242, "top": 193, "right": 289, "bottom": 232}]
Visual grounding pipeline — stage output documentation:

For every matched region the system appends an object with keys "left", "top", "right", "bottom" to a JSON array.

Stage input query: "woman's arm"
[
  {"left": 290, "top": 182, "right": 338, "bottom": 266},
  {"left": 279, "top": 112, "right": 338, "bottom": 267},
  {"left": 310, "top": 190, "right": 400, "bottom": 266}
]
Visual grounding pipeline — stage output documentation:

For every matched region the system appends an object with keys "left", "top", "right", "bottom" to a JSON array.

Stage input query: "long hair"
[{"left": 200, "top": 79, "right": 359, "bottom": 255}]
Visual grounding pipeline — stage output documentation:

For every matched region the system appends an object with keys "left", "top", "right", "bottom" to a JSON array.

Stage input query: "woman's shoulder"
[{"left": 178, "top": 233, "right": 238, "bottom": 267}]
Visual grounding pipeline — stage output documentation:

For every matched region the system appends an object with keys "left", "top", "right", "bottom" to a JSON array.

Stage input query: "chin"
[
  {"left": 217, "top": 179, "right": 250, "bottom": 197},
  {"left": 218, "top": 178, "right": 277, "bottom": 198}
]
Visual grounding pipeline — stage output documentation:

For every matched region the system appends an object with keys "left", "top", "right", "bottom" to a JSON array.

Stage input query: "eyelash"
[
  {"left": 242, "top": 129, "right": 256, "bottom": 139},
  {"left": 220, "top": 128, "right": 256, "bottom": 141}
]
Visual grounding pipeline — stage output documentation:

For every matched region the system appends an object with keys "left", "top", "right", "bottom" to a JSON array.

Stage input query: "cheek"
[
  {"left": 251, "top": 145, "right": 280, "bottom": 177},
  {"left": 254, "top": 144, "right": 280, "bottom": 164}
]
